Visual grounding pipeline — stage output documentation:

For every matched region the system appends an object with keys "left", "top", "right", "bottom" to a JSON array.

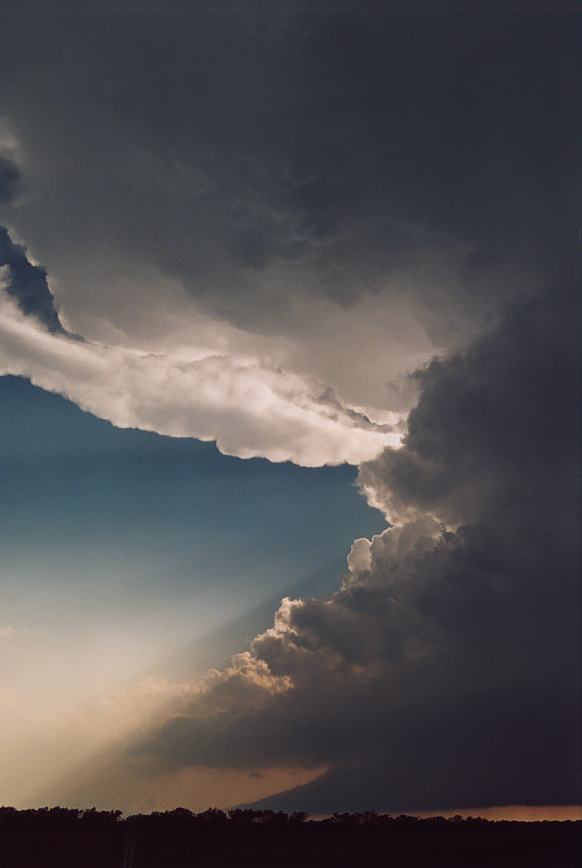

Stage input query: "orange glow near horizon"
[{"left": 414, "top": 805, "right": 582, "bottom": 822}]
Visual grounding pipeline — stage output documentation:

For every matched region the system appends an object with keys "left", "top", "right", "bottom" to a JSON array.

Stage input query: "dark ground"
[{"left": 0, "top": 807, "right": 581, "bottom": 867}]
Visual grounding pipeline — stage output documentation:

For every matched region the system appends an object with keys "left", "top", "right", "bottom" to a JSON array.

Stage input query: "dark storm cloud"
[
  {"left": 359, "top": 283, "right": 581, "bottom": 529},
  {"left": 0, "top": 3, "right": 577, "bottom": 339},
  {"left": 0, "top": 226, "right": 65, "bottom": 333},
  {"left": 141, "top": 282, "right": 581, "bottom": 811},
  {"left": 1, "top": 0, "right": 579, "bottom": 811},
  {"left": 249, "top": 686, "right": 581, "bottom": 813},
  {"left": 0, "top": 154, "right": 63, "bottom": 330}
]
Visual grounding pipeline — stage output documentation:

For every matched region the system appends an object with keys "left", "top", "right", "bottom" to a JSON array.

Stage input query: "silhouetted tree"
[{"left": 0, "top": 805, "right": 579, "bottom": 867}]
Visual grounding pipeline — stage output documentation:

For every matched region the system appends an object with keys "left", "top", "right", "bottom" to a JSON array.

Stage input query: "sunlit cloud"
[
  {"left": 0, "top": 2, "right": 577, "bottom": 819},
  {"left": 0, "top": 289, "right": 398, "bottom": 467}
]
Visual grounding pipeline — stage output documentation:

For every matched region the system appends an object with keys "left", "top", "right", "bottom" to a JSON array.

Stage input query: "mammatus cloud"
[{"left": 138, "top": 284, "right": 581, "bottom": 812}]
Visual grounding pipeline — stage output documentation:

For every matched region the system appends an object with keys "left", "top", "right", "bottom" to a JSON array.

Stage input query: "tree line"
[{"left": 0, "top": 805, "right": 580, "bottom": 867}]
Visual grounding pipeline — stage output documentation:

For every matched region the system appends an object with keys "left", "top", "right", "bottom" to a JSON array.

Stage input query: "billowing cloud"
[
  {"left": 0, "top": 1, "right": 578, "bottom": 814},
  {"left": 1, "top": 3, "right": 576, "bottom": 427},
  {"left": 0, "top": 282, "right": 395, "bottom": 466},
  {"left": 138, "top": 283, "right": 581, "bottom": 811}
]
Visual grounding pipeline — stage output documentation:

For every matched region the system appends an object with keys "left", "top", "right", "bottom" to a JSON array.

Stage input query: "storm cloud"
[
  {"left": 141, "top": 283, "right": 581, "bottom": 811},
  {"left": 0, "top": 227, "right": 65, "bottom": 333},
  {"left": 0, "top": 2, "right": 577, "bottom": 423},
  {"left": 0, "top": 0, "right": 579, "bottom": 813}
]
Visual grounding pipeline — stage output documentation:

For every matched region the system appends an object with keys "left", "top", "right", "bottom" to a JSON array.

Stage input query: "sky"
[{"left": 0, "top": 0, "right": 580, "bottom": 817}]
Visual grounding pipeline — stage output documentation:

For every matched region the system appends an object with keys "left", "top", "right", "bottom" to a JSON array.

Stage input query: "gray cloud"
[
  {"left": 0, "top": 156, "right": 19, "bottom": 205},
  {"left": 0, "top": 4, "right": 577, "bottom": 411},
  {"left": 359, "top": 283, "right": 580, "bottom": 529},
  {"left": 0, "top": 227, "right": 65, "bottom": 333},
  {"left": 140, "top": 283, "right": 581, "bottom": 811},
  {"left": 0, "top": 1, "right": 579, "bottom": 811},
  {"left": 0, "top": 156, "right": 65, "bottom": 331}
]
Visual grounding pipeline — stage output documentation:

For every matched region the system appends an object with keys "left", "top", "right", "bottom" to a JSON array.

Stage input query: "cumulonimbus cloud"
[
  {"left": 137, "top": 284, "right": 581, "bottom": 812},
  {"left": 0, "top": 2, "right": 578, "bottom": 814}
]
